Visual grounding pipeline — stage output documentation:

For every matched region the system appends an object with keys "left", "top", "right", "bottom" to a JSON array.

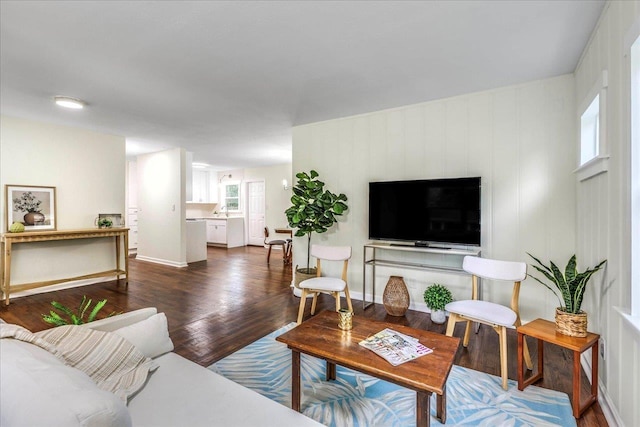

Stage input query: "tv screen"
[{"left": 368, "top": 177, "right": 481, "bottom": 246}]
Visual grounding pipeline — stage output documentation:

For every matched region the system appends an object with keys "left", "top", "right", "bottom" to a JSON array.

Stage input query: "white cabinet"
[
  {"left": 191, "top": 169, "right": 219, "bottom": 203},
  {"left": 206, "top": 217, "right": 244, "bottom": 248},
  {"left": 128, "top": 208, "right": 138, "bottom": 251},
  {"left": 206, "top": 219, "right": 227, "bottom": 244}
]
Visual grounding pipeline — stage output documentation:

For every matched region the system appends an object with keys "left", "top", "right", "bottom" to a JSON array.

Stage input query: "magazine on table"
[{"left": 359, "top": 328, "right": 433, "bottom": 366}]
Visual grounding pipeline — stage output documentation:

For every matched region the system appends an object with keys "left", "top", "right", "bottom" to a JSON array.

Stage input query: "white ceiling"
[{"left": 1, "top": 1, "right": 605, "bottom": 170}]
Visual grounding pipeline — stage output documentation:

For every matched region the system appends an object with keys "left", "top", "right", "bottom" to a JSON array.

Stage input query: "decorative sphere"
[{"left": 9, "top": 222, "right": 25, "bottom": 233}]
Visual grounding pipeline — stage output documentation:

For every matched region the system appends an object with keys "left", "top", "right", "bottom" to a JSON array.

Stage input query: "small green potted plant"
[
  {"left": 423, "top": 283, "right": 453, "bottom": 324},
  {"left": 527, "top": 253, "right": 606, "bottom": 337}
]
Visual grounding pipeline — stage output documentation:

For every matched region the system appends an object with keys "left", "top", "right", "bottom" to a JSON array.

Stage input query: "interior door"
[{"left": 246, "top": 181, "right": 266, "bottom": 246}]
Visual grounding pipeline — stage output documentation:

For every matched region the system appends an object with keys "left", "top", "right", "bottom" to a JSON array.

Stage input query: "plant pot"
[
  {"left": 430, "top": 309, "right": 447, "bottom": 324},
  {"left": 24, "top": 211, "right": 44, "bottom": 225},
  {"left": 293, "top": 266, "right": 317, "bottom": 288},
  {"left": 555, "top": 307, "right": 587, "bottom": 337},
  {"left": 292, "top": 266, "right": 317, "bottom": 298},
  {"left": 383, "top": 276, "right": 410, "bottom": 316}
]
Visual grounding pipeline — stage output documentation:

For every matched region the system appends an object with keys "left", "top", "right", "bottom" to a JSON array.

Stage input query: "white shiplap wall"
[
  {"left": 292, "top": 74, "right": 576, "bottom": 322},
  {"left": 574, "top": 1, "right": 640, "bottom": 426}
]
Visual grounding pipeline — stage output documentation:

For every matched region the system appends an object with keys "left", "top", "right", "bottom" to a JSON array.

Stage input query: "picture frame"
[{"left": 5, "top": 185, "right": 57, "bottom": 232}]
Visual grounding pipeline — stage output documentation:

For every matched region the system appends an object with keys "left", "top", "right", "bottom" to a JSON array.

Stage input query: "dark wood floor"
[{"left": 0, "top": 245, "right": 607, "bottom": 426}]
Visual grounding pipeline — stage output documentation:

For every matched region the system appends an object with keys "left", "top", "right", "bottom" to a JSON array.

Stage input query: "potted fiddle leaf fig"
[
  {"left": 285, "top": 170, "right": 348, "bottom": 287},
  {"left": 423, "top": 283, "right": 453, "bottom": 324},
  {"left": 527, "top": 253, "right": 606, "bottom": 337}
]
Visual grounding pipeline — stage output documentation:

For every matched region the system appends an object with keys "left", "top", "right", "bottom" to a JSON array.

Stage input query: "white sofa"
[{"left": 0, "top": 308, "right": 323, "bottom": 427}]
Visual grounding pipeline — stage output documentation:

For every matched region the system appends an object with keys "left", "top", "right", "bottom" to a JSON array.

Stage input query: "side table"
[{"left": 517, "top": 318, "right": 599, "bottom": 418}]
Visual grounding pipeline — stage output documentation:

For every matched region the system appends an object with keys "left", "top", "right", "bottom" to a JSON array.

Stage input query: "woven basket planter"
[
  {"left": 555, "top": 307, "right": 587, "bottom": 337},
  {"left": 383, "top": 276, "right": 410, "bottom": 316},
  {"left": 293, "top": 266, "right": 317, "bottom": 288}
]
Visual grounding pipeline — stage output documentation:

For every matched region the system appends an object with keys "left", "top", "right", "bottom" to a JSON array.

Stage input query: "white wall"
[
  {"left": 136, "top": 148, "right": 187, "bottom": 267},
  {"left": 0, "top": 116, "right": 125, "bottom": 287},
  {"left": 292, "top": 74, "right": 576, "bottom": 320},
  {"left": 574, "top": 2, "right": 640, "bottom": 426}
]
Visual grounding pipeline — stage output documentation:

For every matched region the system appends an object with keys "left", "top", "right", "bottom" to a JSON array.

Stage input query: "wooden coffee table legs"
[
  {"left": 292, "top": 350, "right": 301, "bottom": 411},
  {"left": 290, "top": 352, "right": 446, "bottom": 426}
]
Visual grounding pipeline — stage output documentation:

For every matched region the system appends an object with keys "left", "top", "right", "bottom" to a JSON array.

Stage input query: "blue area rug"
[{"left": 209, "top": 323, "right": 576, "bottom": 426}]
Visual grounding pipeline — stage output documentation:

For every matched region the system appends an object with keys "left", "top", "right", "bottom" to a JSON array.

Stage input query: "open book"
[{"left": 359, "top": 328, "right": 433, "bottom": 366}]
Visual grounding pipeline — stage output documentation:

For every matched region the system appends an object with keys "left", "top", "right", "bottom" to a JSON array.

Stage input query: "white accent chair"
[
  {"left": 445, "top": 256, "right": 533, "bottom": 390},
  {"left": 296, "top": 245, "right": 353, "bottom": 324}
]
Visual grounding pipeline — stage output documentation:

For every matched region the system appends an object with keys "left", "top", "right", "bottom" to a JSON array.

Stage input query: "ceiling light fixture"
[{"left": 54, "top": 96, "right": 85, "bottom": 109}]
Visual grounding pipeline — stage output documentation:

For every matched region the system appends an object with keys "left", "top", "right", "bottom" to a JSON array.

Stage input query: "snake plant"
[
  {"left": 527, "top": 253, "right": 606, "bottom": 314},
  {"left": 42, "top": 296, "right": 117, "bottom": 326}
]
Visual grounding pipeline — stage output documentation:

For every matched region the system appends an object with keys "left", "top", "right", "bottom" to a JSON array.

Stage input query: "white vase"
[{"left": 430, "top": 309, "right": 447, "bottom": 324}]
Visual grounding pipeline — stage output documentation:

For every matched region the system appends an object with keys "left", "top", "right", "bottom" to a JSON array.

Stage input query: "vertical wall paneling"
[
  {"left": 293, "top": 74, "right": 576, "bottom": 317},
  {"left": 573, "top": 1, "right": 640, "bottom": 426}
]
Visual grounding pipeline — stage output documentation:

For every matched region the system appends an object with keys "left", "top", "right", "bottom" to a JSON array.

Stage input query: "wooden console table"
[{"left": 1, "top": 228, "right": 129, "bottom": 305}]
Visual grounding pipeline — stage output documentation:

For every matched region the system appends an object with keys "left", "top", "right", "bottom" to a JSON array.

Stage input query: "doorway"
[{"left": 246, "top": 180, "right": 266, "bottom": 246}]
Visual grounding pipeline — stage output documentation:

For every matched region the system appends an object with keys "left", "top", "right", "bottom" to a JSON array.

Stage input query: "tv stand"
[{"left": 362, "top": 242, "right": 481, "bottom": 309}]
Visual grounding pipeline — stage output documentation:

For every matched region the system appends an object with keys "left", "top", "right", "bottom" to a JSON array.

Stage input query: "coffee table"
[{"left": 276, "top": 311, "right": 460, "bottom": 426}]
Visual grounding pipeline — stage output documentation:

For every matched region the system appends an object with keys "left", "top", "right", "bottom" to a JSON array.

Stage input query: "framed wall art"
[{"left": 5, "top": 185, "right": 57, "bottom": 231}]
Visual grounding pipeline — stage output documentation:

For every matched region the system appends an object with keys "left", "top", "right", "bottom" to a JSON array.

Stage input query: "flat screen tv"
[{"left": 368, "top": 177, "right": 481, "bottom": 247}]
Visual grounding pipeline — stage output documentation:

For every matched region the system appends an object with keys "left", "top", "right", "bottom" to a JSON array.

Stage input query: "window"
[
  {"left": 575, "top": 71, "right": 609, "bottom": 181},
  {"left": 224, "top": 183, "right": 240, "bottom": 211},
  {"left": 580, "top": 94, "right": 600, "bottom": 165}
]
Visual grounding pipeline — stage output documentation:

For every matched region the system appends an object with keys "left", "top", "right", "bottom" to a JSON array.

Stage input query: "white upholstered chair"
[
  {"left": 296, "top": 245, "right": 353, "bottom": 324},
  {"left": 445, "top": 256, "right": 533, "bottom": 390}
]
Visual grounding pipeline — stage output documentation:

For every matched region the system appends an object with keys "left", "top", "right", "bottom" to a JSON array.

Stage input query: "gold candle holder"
[{"left": 338, "top": 308, "right": 353, "bottom": 330}]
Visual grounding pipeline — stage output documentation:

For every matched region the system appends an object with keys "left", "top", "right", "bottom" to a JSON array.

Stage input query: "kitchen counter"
[{"left": 186, "top": 220, "right": 207, "bottom": 262}]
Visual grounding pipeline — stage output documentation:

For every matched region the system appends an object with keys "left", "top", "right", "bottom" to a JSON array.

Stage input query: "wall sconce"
[
  {"left": 219, "top": 174, "right": 232, "bottom": 183},
  {"left": 282, "top": 179, "right": 289, "bottom": 190}
]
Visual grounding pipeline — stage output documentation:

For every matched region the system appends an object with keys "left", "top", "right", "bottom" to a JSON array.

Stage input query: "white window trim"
[
  {"left": 223, "top": 181, "right": 241, "bottom": 212},
  {"left": 575, "top": 70, "right": 608, "bottom": 181}
]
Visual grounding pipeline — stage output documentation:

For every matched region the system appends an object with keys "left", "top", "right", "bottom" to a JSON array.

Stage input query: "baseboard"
[
  {"left": 580, "top": 353, "right": 622, "bottom": 427},
  {"left": 135, "top": 255, "right": 188, "bottom": 268}
]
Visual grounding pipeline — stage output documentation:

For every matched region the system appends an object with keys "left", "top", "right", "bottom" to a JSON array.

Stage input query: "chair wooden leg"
[
  {"left": 297, "top": 289, "right": 308, "bottom": 324},
  {"left": 344, "top": 286, "right": 353, "bottom": 312},
  {"left": 445, "top": 313, "right": 458, "bottom": 337},
  {"left": 462, "top": 320, "right": 472, "bottom": 347},
  {"left": 281, "top": 244, "right": 286, "bottom": 263},
  {"left": 497, "top": 326, "right": 509, "bottom": 390},
  {"left": 310, "top": 293, "right": 318, "bottom": 315},
  {"left": 267, "top": 245, "right": 272, "bottom": 264},
  {"left": 334, "top": 292, "right": 341, "bottom": 311}
]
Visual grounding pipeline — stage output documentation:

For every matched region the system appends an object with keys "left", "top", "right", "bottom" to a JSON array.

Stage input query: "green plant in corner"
[
  {"left": 42, "top": 296, "right": 118, "bottom": 326},
  {"left": 527, "top": 253, "right": 606, "bottom": 314},
  {"left": 423, "top": 284, "right": 453, "bottom": 311},
  {"left": 285, "top": 170, "right": 348, "bottom": 274}
]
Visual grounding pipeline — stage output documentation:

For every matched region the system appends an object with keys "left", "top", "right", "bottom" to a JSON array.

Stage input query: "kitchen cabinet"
[
  {"left": 128, "top": 208, "right": 138, "bottom": 252},
  {"left": 192, "top": 169, "right": 219, "bottom": 203},
  {"left": 206, "top": 217, "right": 244, "bottom": 248}
]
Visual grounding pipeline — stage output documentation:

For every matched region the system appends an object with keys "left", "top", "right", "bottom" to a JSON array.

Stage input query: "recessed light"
[{"left": 54, "top": 96, "right": 85, "bottom": 109}]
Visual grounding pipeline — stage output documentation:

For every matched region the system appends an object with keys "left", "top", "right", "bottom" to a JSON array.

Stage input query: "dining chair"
[
  {"left": 296, "top": 245, "right": 353, "bottom": 324},
  {"left": 445, "top": 256, "right": 533, "bottom": 390},
  {"left": 264, "top": 227, "right": 291, "bottom": 264}
]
